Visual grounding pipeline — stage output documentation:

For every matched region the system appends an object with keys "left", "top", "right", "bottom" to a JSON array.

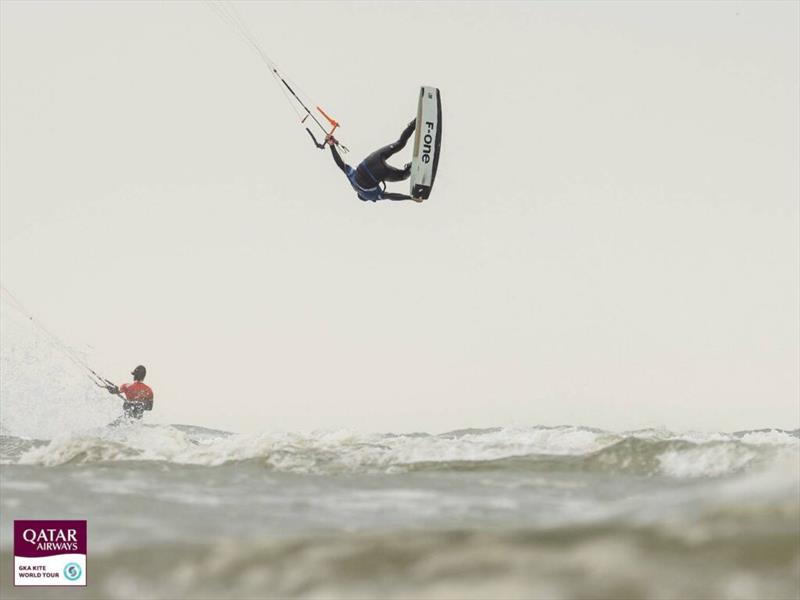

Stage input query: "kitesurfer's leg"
[
  {"left": 376, "top": 119, "right": 415, "bottom": 180},
  {"left": 379, "top": 119, "right": 416, "bottom": 160},
  {"left": 362, "top": 119, "right": 415, "bottom": 170},
  {"left": 355, "top": 119, "right": 416, "bottom": 186},
  {"left": 379, "top": 162, "right": 411, "bottom": 182},
  {"left": 360, "top": 153, "right": 410, "bottom": 183}
]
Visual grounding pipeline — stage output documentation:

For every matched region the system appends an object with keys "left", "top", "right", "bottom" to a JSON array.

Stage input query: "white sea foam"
[
  {"left": 657, "top": 444, "right": 760, "bottom": 478},
  {"left": 13, "top": 424, "right": 798, "bottom": 479},
  {"left": 21, "top": 425, "right": 614, "bottom": 469}
]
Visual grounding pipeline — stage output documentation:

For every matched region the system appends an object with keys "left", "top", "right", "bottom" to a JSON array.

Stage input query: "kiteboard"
[{"left": 409, "top": 86, "right": 442, "bottom": 200}]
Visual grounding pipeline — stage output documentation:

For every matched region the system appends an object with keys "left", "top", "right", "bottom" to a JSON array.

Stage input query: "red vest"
[{"left": 120, "top": 381, "right": 154, "bottom": 410}]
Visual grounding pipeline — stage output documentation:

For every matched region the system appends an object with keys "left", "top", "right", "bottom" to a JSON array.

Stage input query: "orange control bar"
[{"left": 317, "top": 106, "right": 339, "bottom": 137}]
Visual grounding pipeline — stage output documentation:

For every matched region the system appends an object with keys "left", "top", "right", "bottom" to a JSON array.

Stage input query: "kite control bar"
[
  {"left": 316, "top": 106, "right": 339, "bottom": 139},
  {"left": 209, "top": 6, "right": 350, "bottom": 158},
  {"left": 302, "top": 106, "right": 348, "bottom": 153},
  {"left": 305, "top": 129, "right": 349, "bottom": 153}
]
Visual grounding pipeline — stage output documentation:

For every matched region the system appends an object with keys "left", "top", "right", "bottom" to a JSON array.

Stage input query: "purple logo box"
[{"left": 14, "top": 521, "right": 87, "bottom": 558}]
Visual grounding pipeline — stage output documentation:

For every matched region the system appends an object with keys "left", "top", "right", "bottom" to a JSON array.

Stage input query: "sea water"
[{"left": 1, "top": 424, "right": 798, "bottom": 599}]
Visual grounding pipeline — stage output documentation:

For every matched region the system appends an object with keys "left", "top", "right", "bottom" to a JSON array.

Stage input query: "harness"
[{"left": 346, "top": 164, "right": 385, "bottom": 202}]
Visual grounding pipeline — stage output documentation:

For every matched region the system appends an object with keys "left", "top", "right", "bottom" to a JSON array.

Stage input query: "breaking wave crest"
[{"left": 3, "top": 425, "right": 797, "bottom": 478}]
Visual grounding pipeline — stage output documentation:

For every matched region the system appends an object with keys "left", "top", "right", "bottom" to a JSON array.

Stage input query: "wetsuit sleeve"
[
  {"left": 329, "top": 144, "right": 348, "bottom": 174},
  {"left": 382, "top": 192, "right": 414, "bottom": 201}
]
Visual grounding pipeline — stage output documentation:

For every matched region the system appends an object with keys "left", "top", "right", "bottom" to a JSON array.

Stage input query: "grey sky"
[{"left": 1, "top": 1, "right": 798, "bottom": 434}]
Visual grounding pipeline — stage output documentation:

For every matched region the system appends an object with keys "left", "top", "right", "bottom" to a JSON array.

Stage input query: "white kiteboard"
[{"left": 409, "top": 86, "right": 442, "bottom": 200}]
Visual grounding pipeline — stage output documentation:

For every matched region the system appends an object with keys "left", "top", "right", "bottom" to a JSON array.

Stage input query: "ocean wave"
[
  {"left": 406, "top": 437, "right": 796, "bottom": 478},
  {"left": 4, "top": 425, "right": 798, "bottom": 478},
  {"left": 0, "top": 434, "right": 48, "bottom": 463},
  {"left": 1, "top": 521, "right": 797, "bottom": 600}
]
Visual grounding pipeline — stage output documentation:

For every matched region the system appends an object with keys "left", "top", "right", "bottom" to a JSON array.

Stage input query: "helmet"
[{"left": 131, "top": 365, "right": 147, "bottom": 381}]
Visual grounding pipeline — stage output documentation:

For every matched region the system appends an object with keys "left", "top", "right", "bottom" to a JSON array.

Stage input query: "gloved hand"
[
  {"left": 106, "top": 385, "right": 120, "bottom": 395},
  {"left": 325, "top": 133, "right": 338, "bottom": 145}
]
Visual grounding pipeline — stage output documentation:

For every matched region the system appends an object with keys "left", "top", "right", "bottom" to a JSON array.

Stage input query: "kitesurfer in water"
[
  {"left": 327, "top": 119, "right": 421, "bottom": 202},
  {"left": 106, "top": 365, "right": 154, "bottom": 420}
]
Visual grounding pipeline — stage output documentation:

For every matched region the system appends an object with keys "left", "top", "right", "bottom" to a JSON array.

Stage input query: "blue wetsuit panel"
[{"left": 346, "top": 166, "right": 383, "bottom": 202}]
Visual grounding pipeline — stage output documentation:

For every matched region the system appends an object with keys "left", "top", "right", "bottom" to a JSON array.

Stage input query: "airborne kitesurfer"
[
  {"left": 327, "top": 119, "right": 421, "bottom": 202},
  {"left": 106, "top": 365, "right": 154, "bottom": 420}
]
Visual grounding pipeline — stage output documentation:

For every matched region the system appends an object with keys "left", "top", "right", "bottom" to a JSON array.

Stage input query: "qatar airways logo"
[
  {"left": 14, "top": 520, "right": 87, "bottom": 586},
  {"left": 21, "top": 528, "right": 79, "bottom": 552}
]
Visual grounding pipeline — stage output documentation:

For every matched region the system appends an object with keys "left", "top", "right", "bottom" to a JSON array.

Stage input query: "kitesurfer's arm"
[
  {"left": 327, "top": 136, "right": 348, "bottom": 174},
  {"left": 382, "top": 192, "right": 422, "bottom": 202}
]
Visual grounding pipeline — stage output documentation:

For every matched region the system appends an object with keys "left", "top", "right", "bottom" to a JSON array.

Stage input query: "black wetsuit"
[{"left": 330, "top": 120, "right": 416, "bottom": 201}]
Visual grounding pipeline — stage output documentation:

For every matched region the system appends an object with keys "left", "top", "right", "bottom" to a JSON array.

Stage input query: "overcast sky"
[{"left": 1, "top": 1, "right": 798, "bottom": 435}]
